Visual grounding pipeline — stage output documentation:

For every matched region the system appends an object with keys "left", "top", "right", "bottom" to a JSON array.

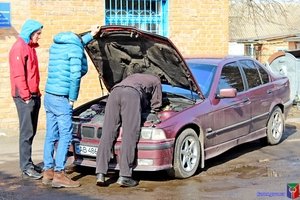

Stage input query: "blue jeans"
[{"left": 43, "top": 92, "right": 73, "bottom": 171}]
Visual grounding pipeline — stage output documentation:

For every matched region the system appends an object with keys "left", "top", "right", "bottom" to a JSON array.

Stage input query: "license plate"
[{"left": 75, "top": 144, "right": 98, "bottom": 157}]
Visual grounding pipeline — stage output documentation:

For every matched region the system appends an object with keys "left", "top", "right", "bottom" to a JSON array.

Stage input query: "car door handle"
[
  {"left": 267, "top": 89, "right": 273, "bottom": 94},
  {"left": 242, "top": 98, "right": 250, "bottom": 103}
]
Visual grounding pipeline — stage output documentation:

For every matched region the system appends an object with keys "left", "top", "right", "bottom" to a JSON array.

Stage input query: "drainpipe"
[{"left": 250, "top": 43, "right": 254, "bottom": 58}]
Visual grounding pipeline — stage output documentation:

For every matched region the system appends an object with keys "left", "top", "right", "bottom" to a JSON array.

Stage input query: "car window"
[
  {"left": 255, "top": 62, "right": 270, "bottom": 84},
  {"left": 162, "top": 84, "right": 199, "bottom": 100},
  {"left": 188, "top": 63, "right": 217, "bottom": 98},
  {"left": 218, "top": 62, "right": 244, "bottom": 92},
  {"left": 239, "top": 60, "right": 262, "bottom": 88}
]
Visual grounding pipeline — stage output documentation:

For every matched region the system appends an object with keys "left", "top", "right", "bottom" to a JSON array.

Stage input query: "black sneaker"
[
  {"left": 33, "top": 164, "right": 43, "bottom": 173},
  {"left": 22, "top": 168, "right": 42, "bottom": 180},
  {"left": 96, "top": 173, "right": 106, "bottom": 186},
  {"left": 117, "top": 176, "right": 138, "bottom": 187}
]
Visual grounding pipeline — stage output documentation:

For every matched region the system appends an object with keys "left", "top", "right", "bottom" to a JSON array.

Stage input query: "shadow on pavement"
[{"left": 199, "top": 123, "right": 298, "bottom": 175}]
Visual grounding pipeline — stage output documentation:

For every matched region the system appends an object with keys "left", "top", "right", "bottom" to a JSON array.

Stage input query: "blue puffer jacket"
[{"left": 45, "top": 31, "right": 93, "bottom": 101}]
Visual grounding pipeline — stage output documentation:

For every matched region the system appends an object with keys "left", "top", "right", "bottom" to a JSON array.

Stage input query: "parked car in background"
[{"left": 70, "top": 26, "right": 292, "bottom": 179}]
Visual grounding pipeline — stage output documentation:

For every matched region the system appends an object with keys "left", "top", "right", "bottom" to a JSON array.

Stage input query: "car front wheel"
[
  {"left": 169, "top": 128, "right": 201, "bottom": 179},
  {"left": 267, "top": 107, "right": 284, "bottom": 145}
]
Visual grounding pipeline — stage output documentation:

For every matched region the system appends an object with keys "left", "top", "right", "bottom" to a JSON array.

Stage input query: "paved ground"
[{"left": 0, "top": 107, "right": 299, "bottom": 200}]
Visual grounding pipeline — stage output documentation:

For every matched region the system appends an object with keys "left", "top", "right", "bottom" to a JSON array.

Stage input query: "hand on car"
[{"left": 90, "top": 25, "right": 100, "bottom": 37}]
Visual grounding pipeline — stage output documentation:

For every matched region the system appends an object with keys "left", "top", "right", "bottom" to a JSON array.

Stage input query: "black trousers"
[
  {"left": 96, "top": 87, "right": 141, "bottom": 177},
  {"left": 13, "top": 96, "right": 40, "bottom": 171}
]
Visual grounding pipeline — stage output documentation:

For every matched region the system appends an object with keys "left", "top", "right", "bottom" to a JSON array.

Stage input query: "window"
[
  {"left": 239, "top": 60, "right": 261, "bottom": 89},
  {"left": 189, "top": 63, "right": 217, "bottom": 98},
  {"left": 255, "top": 62, "right": 269, "bottom": 84},
  {"left": 218, "top": 62, "right": 244, "bottom": 93},
  {"left": 244, "top": 44, "right": 256, "bottom": 58},
  {"left": 296, "top": 42, "right": 300, "bottom": 49},
  {"left": 105, "top": 0, "right": 168, "bottom": 36}
]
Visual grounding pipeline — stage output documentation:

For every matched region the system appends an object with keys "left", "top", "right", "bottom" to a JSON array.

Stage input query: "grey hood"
[{"left": 83, "top": 25, "right": 204, "bottom": 98}]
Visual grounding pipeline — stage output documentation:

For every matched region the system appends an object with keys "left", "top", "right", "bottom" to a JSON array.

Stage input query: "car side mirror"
[{"left": 215, "top": 88, "right": 237, "bottom": 99}]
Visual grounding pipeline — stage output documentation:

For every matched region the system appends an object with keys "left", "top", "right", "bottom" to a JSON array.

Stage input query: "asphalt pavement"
[{"left": 0, "top": 108, "right": 299, "bottom": 200}]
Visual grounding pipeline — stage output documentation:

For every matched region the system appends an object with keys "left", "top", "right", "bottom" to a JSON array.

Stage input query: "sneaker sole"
[
  {"left": 52, "top": 182, "right": 80, "bottom": 188},
  {"left": 117, "top": 180, "right": 138, "bottom": 187},
  {"left": 22, "top": 174, "right": 42, "bottom": 180},
  {"left": 42, "top": 178, "right": 53, "bottom": 185}
]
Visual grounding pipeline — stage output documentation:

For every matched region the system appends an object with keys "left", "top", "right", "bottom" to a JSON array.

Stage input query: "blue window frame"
[{"left": 105, "top": 0, "right": 168, "bottom": 36}]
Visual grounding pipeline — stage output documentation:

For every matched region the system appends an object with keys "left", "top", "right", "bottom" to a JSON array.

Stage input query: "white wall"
[{"left": 228, "top": 42, "right": 244, "bottom": 55}]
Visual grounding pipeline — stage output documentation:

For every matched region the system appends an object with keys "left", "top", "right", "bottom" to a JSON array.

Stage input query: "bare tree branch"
[{"left": 229, "top": 0, "right": 300, "bottom": 40}]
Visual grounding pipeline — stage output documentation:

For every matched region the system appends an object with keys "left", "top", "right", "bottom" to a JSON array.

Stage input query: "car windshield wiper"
[{"left": 164, "top": 92, "right": 196, "bottom": 103}]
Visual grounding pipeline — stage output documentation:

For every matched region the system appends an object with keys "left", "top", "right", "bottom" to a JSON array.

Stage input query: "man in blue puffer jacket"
[{"left": 42, "top": 25, "right": 100, "bottom": 188}]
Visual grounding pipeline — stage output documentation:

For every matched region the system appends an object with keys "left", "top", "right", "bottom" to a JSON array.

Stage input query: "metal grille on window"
[{"left": 105, "top": 0, "right": 168, "bottom": 36}]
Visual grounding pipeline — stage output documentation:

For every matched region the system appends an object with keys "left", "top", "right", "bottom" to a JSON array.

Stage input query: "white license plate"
[{"left": 75, "top": 144, "right": 98, "bottom": 157}]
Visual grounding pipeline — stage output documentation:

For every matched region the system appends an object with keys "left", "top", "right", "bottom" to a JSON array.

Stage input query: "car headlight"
[{"left": 140, "top": 127, "right": 166, "bottom": 140}]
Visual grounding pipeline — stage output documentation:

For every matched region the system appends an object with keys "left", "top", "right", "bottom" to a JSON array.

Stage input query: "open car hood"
[{"left": 83, "top": 25, "right": 204, "bottom": 98}]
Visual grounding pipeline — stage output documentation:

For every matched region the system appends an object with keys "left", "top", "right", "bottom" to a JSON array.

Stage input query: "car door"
[
  {"left": 207, "top": 61, "right": 252, "bottom": 147},
  {"left": 238, "top": 59, "right": 274, "bottom": 132}
]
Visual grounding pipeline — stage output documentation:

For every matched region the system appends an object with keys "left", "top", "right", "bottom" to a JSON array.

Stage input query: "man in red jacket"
[{"left": 9, "top": 19, "right": 43, "bottom": 180}]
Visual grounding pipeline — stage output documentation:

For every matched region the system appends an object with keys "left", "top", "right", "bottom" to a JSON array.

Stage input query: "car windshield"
[
  {"left": 189, "top": 62, "right": 217, "bottom": 97},
  {"left": 162, "top": 62, "right": 216, "bottom": 99}
]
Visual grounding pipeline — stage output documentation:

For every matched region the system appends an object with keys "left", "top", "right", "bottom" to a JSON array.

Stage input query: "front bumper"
[{"left": 72, "top": 139, "right": 175, "bottom": 171}]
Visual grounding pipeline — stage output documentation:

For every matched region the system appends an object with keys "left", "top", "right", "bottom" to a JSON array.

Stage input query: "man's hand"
[
  {"left": 69, "top": 100, "right": 74, "bottom": 108},
  {"left": 90, "top": 25, "right": 100, "bottom": 37}
]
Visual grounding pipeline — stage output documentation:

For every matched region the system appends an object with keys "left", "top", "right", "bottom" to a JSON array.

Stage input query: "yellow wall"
[
  {"left": 260, "top": 40, "right": 289, "bottom": 63},
  {"left": 0, "top": 0, "right": 229, "bottom": 134},
  {"left": 169, "top": 0, "right": 229, "bottom": 58}
]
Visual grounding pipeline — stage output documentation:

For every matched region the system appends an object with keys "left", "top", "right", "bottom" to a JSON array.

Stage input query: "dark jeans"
[{"left": 13, "top": 96, "right": 40, "bottom": 171}]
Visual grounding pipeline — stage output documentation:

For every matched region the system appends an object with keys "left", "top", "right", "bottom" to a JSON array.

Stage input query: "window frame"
[
  {"left": 218, "top": 61, "right": 245, "bottom": 93},
  {"left": 104, "top": 0, "right": 169, "bottom": 36},
  {"left": 238, "top": 59, "right": 262, "bottom": 89}
]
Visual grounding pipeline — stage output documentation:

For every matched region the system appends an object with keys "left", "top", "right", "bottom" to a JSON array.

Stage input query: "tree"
[{"left": 229, "top": 0, "right": 300, "bottom": 40}]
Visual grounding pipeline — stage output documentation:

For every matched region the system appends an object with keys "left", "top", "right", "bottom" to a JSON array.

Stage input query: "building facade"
[{"left": 0, "top": 0, "right": 229, "bottom": 134}]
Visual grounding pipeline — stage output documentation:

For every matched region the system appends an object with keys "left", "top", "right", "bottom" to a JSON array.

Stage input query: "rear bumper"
[{"left": 72, "top": 139, "right": 175, "bottom": 171}]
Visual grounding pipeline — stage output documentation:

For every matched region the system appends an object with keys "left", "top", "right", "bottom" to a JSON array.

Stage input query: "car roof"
[
  {"left": 185, "top": 56, "right": 256, "bottom": 66},
  {"left": 185, "top": 58, "right": 223, "bottom": 66}
]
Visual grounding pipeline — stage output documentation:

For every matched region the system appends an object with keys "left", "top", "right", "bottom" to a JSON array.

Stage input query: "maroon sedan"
[{"left": 70, "top": 26, "right": 292, "bottom": 179}]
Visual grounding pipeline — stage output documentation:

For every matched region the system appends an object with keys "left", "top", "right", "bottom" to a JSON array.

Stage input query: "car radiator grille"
[{"left": 81, "top": 126, "right": 102, "bottom": 139}]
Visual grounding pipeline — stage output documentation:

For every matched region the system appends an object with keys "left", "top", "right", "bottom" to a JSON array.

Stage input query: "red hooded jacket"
[
  {"left": 9, "top": 19, "right": 43, "bottom": 101},
  {"left": 9, "top": 38, "right": 40, "bottom": 100}
]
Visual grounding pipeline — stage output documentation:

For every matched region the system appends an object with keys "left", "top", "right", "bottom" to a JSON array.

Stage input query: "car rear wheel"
[
  {"left": 266, "top": 107, "right": 284, "bottom": 145},
  {"left": 169, "top": 128, "right": 201, "bottom": 179}
]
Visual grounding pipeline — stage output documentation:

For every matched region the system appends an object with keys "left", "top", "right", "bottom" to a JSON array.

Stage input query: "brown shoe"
[
  {"left": 52, "top": 171, "right": 80, "bottom": 188},
  {"left": 42, "top": 169, "right": 54, "bottom": 185}
]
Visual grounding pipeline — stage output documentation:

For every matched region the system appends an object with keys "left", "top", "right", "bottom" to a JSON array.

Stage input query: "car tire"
[
  {"left": 169, "top": 128, "right": 201, "bottom": 179},
  {"left": 266, "top": 107, "right": 284, "bottom": 145}
]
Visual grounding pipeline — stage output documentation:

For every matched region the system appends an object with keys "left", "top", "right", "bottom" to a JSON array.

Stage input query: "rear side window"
[
  {"left": 255, "top": 62, "right": 270, "bottom": 84},
  {"left": 218, "top": 62, "right": 244, "bottom": 92},
  {"left": 239, "top": 60, "right": 261, "bottom": 89}
]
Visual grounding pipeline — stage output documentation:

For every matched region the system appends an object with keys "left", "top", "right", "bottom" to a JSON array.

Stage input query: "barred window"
[{"left": 105, "top": 0, "right": 168, "bottom": 36}]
